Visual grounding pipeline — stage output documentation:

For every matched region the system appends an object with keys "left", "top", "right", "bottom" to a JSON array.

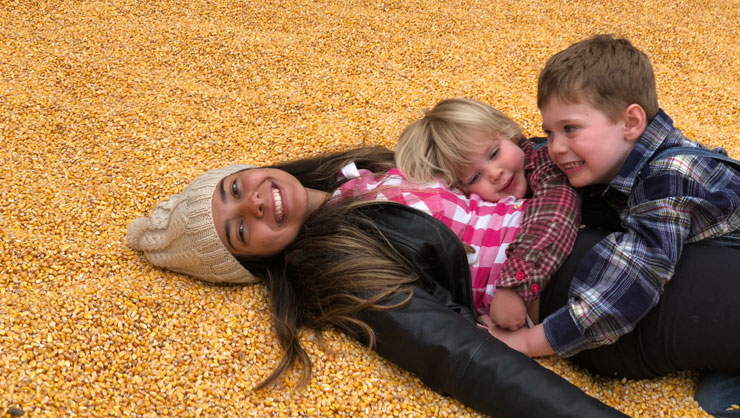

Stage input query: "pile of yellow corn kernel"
[{"left": 1, "top": 0, "right": 737, "bottom": 416}]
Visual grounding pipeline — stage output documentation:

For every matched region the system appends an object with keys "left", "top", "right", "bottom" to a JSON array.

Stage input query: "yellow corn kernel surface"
[{"left": 1, "top": 0, "right": 737, "bottom": 416}]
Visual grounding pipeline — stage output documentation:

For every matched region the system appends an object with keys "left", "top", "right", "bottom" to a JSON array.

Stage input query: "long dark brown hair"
[{"left": 237, "top": 146, "right": 421, "bottom": 390}]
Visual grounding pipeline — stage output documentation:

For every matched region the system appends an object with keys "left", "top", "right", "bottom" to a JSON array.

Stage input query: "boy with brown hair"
[{"left": 492, "top": 34, "right": 740, "bottom": 363}]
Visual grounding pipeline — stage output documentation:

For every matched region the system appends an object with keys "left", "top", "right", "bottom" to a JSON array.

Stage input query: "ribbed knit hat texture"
[{"left": 126, "top": 164, "right": 257, "bottom": 283}]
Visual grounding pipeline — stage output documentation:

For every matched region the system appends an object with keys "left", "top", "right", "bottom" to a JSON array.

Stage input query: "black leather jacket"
[{"left": 347, "top": 203, "right": 626, "bottom": 418}]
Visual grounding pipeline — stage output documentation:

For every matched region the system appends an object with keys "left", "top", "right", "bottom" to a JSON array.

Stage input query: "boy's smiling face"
[{"left": 541, "top": 99, "right": 637, "bottom": 188}]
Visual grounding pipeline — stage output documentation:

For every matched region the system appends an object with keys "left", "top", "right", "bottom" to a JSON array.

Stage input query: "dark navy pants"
[{"left": 541, "top": 226, "right": 740, "bottom": 378}]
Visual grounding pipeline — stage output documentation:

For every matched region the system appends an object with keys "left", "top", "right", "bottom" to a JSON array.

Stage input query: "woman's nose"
[
  {"left": 237, "top": 191, "right": 264, "bottom": 217},
  {"left": 250, "top": 192, "right": 264, "bottom": 217}
]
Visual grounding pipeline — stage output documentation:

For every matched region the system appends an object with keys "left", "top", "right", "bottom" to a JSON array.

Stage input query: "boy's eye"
[
  {"left": 564, "top": 125, "right": 578, "bottom": 133},
  {"left": 231, "top": 180, "right": 239, "bottom": 197},
  {"left": 543, "top": 130, "right": 553, "bottom": 139},
  {"left": 489, "top": 149, "right": 499, "bottom": 160}
]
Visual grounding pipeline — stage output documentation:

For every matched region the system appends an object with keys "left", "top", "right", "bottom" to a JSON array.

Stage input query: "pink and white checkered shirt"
[{"left": 332, "top": 163, "right": 528, "bottom": 315}]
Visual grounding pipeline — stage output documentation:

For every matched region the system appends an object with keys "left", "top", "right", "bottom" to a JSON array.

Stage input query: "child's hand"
[
  {"left": 482, "top": 323, "right": 556, "bottom": 358},
  {"left": 489, "top": 288, "right": 527, "bottom": 330},
  {"left": 477, "top": 314, "right": 496, "bottom": 330}
]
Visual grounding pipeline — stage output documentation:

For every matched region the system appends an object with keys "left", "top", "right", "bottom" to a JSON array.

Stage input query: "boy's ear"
[{"left": 622, "top": 104, "right": 647, "bottom": 142}]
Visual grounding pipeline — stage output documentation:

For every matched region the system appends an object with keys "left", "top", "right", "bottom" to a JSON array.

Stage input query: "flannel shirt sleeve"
[
  {"left": 497, "top": 139, "right": 581, "bottom": 305},
  {"left": 543, "top": 165, "right": 717, "bottom": 357}
]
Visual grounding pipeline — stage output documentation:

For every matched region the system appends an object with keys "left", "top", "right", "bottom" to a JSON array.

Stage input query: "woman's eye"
[
  {"left": 238, "top": 222, "right": 245, "bottom": 241},
  {"left": 231, "top": 180, "right": 239, "bottom": 197}
]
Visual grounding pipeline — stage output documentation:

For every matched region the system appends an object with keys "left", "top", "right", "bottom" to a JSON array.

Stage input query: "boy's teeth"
[
  {"left": 563, "top": 161, "right": 584, "bottom": 169},
  {"left": 272, "top": 187, "right": 284, "bottom": 224}
]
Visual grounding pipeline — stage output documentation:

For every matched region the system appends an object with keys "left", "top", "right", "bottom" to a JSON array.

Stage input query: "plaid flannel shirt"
[
  {"left": 544, "top": 109, "right": 740, "bottom": 357},
  {"left": 497, "top": 139, "right": 581, "bottom": 304}
]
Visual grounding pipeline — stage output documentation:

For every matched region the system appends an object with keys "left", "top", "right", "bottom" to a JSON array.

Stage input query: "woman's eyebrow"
[
  {"left": 218, "top": 178, "right": 236, "bottom": 251},
  {"left": 224, "top": 219, "right": 235, "bottom": 251},
  {"left": 219, "top": 178, "right": 228, "bottom": 204}
]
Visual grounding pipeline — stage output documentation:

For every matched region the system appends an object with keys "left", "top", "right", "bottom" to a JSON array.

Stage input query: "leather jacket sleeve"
[{"left": 348, "top": 203, "right": 626, "bottom": 418}]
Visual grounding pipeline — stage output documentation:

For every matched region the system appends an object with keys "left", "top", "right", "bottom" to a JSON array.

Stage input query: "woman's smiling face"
[{"left": 211, "top": 167, "right": 313, "bottom": 257}]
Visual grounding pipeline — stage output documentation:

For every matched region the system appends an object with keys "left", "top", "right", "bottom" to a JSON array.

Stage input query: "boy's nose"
[{"left": 549, "top": 135, "right": 567, "bottom": 154}]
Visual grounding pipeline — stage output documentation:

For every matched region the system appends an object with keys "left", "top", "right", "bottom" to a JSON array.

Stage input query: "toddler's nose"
[{"left": 488, "top": 168, "right": 503, "bottom": 182}]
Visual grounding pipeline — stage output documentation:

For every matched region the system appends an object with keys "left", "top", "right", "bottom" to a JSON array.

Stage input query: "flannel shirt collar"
[
  {"left": 604, "top": 108, "right": 674, "bottom": 196},
  {"left": 519, "top": 136, "right": 535, "bottom": 172}
]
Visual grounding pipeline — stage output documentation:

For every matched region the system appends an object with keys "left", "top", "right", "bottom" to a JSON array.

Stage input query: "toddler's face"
[
  {"left": 457, "top": 131, "right": 527, "bottom": 202},
  {"left": 541, "top": 99, "right": 634, "bottom": 188}
]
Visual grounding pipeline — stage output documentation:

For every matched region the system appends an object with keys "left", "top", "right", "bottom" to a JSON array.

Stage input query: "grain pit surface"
[{"left": 1, "top": 0, "right": 738, "bottom": 416}]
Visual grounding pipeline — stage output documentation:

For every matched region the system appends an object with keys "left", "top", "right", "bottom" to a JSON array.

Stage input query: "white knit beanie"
[{"left": 126, "top": 164, "right": 257, "bottom": 283}]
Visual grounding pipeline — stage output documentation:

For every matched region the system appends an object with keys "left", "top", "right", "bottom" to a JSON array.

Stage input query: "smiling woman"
[{"left": 211, "top": 167, "right": 329, "bottom": 257}]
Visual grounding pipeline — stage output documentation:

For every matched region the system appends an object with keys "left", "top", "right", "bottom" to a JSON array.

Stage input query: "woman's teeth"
[{"left": 272, "top": 186, "right": 284, "bottom": 224}]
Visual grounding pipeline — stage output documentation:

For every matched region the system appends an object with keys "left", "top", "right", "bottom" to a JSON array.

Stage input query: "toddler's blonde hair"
[{"left": 396, "top": 98, "right": 522, "bottom": 189}]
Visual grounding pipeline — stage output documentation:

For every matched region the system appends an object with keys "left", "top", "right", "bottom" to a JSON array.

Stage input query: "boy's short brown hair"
[
  {"left": 537, "top": 34, "right": 658, "bottom": 122},
  {"left": 395, "top": 98, "right": 522, "bottom": 189}
]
